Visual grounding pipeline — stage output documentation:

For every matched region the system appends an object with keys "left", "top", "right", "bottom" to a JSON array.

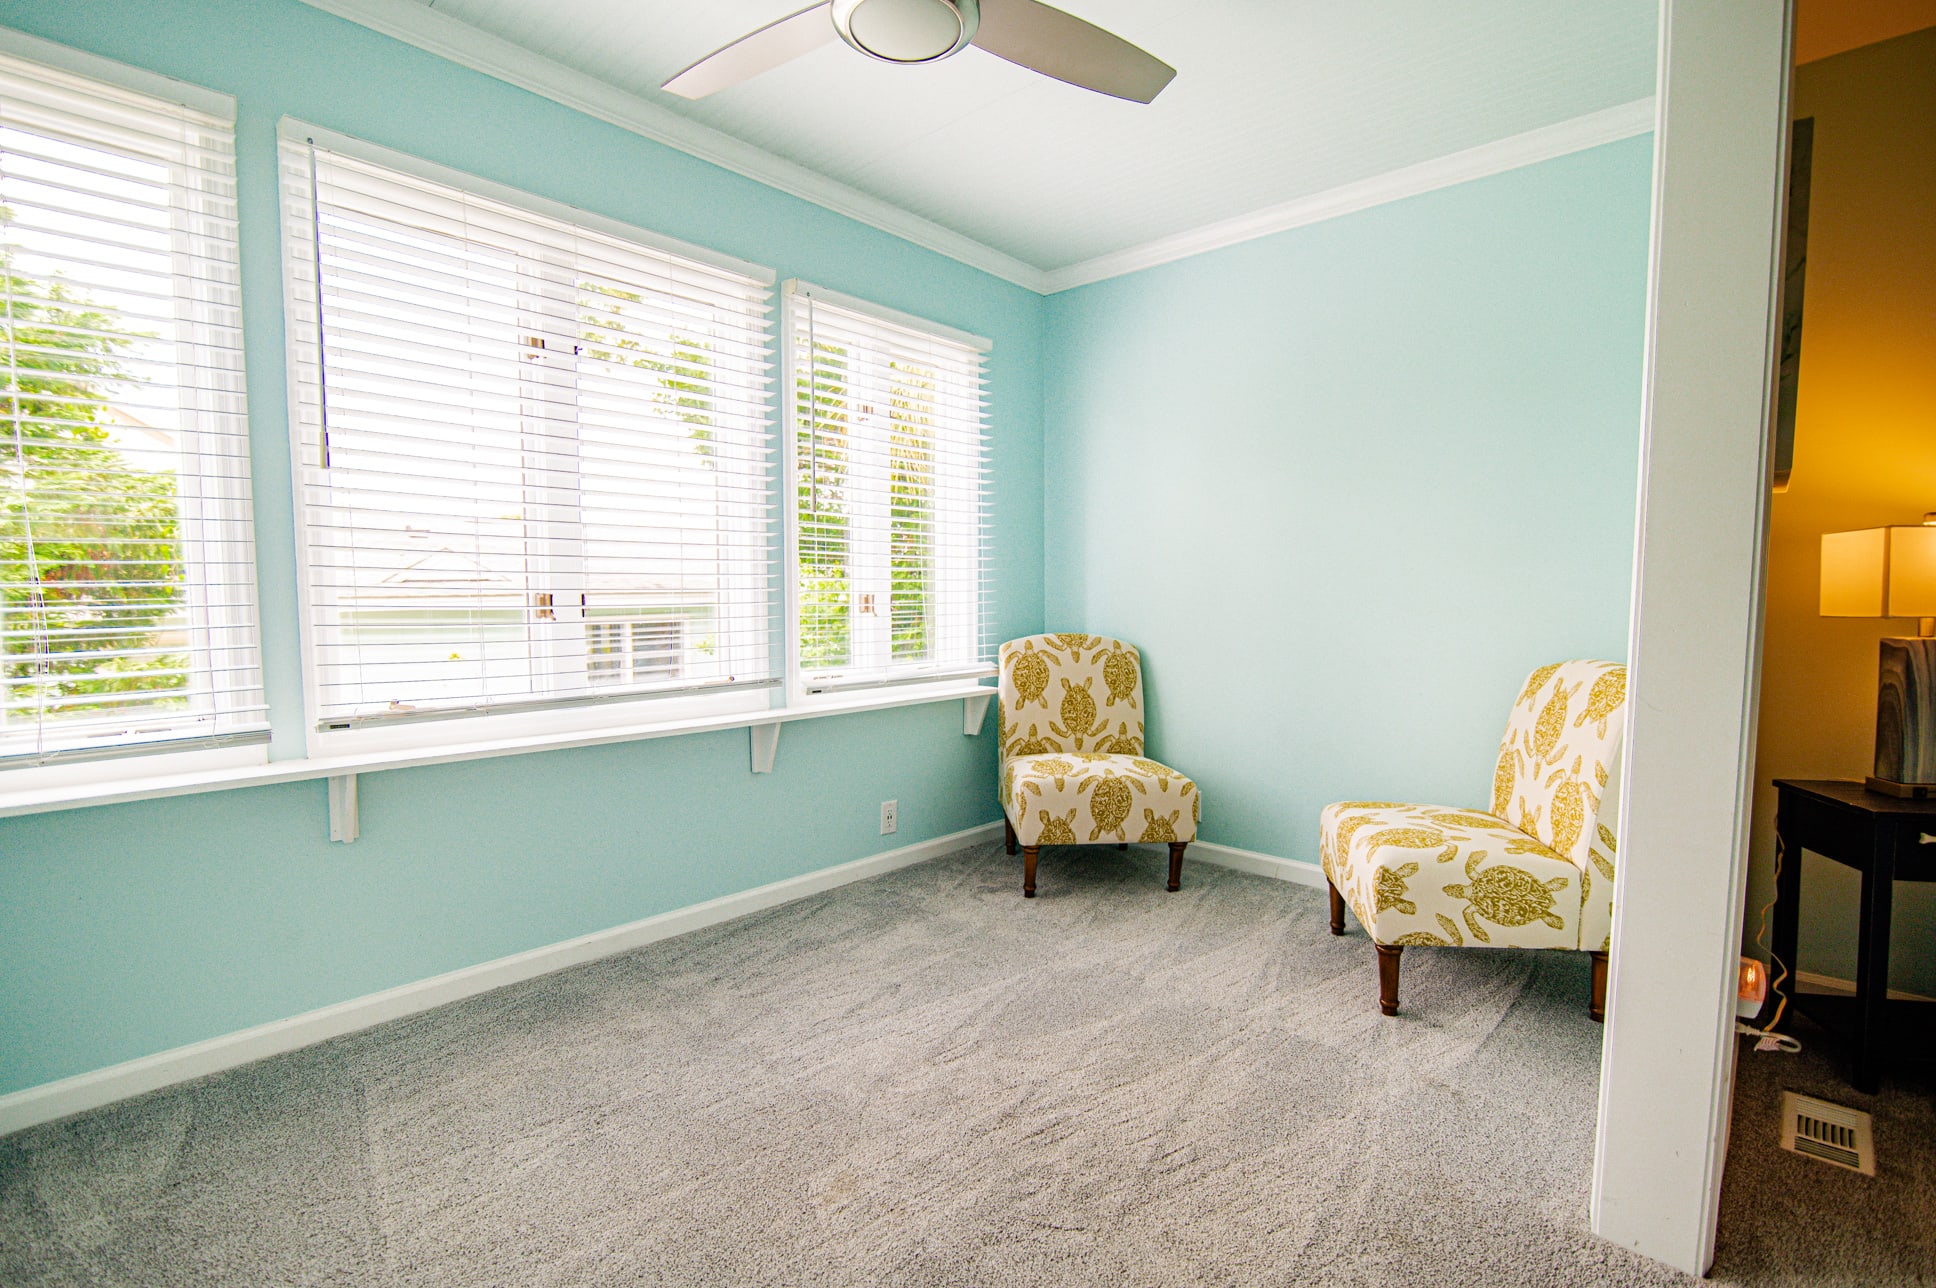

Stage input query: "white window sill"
[{"left": 0, "top": 680, "right": 997, "bottom": 824}]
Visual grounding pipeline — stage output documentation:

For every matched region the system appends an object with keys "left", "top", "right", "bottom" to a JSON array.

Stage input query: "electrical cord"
[{"left": 1738, "top": 831, "right": 1801, "bottom": 1053}]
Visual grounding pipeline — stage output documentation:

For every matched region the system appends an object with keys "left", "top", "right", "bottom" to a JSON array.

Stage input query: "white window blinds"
[
  {"left": 280, "top": 130, "right": 777, "bottom": 733},
  {"left": 0, "top": 48, "right": 264, "bottom": 767},
  {"left": 787, "top": 282, "right": 990, "bottom": 693}
]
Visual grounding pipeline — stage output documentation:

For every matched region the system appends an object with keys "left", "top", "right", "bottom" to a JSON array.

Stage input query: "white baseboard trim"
[
  {"left": 1792, "top": 968, "right": 1935, "bottom": 1004},
  {"left": 1188, "top": 840, "right": 1328, "bottom": 890},
  {"left": 0, "top": 821, "right": 1002, "bottom": 1138}
]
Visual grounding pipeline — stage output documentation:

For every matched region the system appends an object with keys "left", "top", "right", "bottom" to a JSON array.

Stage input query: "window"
[
  {"left": 279, "top": 127, "right": 777, "bottom": 746},
  {"left": 0, "top": 44, "right": 263, "bottom": 769},
  {"left": 586, "top": 617, "right": 683, "bottom": 687},
  {"left": 785, "top": 282, "right": 989, "bottom": 694}
]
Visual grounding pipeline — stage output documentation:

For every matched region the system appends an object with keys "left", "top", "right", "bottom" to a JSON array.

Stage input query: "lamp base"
[
  {"left": 1864, "top": 775, "right": 1936, "bottom": 800},
  {"left": 1874, "top": 636, "right": 1936, "bottom": 789}
]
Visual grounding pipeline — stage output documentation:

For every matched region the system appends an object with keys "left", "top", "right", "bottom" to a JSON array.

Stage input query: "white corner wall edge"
[
  {"left": 0, "top": 820, "right": 1001, "bottom": 1138},
  {"left": 289, "top": 0, "right": 1049, "bottom": 292},
  {"left": 1039, "top": 96, "right": 1658, "bottom": 293},
  {"left": 1591, "top": 0, "right": 1790, "bottom": 1277}
]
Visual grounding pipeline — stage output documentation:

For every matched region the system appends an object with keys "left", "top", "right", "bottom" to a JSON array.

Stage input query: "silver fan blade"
[
  {"left": 662, "top": 3, "right": 837, "bottom": 99},
  {"left": 971, "top": 0, "right": 1174, "bottom": 103}
]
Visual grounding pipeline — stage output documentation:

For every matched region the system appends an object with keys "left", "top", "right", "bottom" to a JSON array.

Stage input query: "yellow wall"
[
  {"left": 1795, "top": 0, "right": 1936, "bottom": 64},
  {"left": 1747, "top": 26, "right": 1936, "bottom": 995}
]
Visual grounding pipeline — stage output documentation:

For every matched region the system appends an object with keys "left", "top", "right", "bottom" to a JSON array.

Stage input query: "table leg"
[
  {"left": 1770, "top": 799, "right": 1803, "bottom": 1031},
  {"left": 1852, "top": 824, "right": 1896, "bottom": 1095}
]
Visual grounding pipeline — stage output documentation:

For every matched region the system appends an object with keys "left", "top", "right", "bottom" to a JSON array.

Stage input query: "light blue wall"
[
  {"left": 0, "top": 0, "right": 1656, "bottom": 1101},
  {"left": 0, "top": 0, "right": 1044, "bottom": 1096},
  {"left": 1043, "top": 137, "right": 1653, "bottom": 860},
  {"left": 3, "top": 707, "right": 995, "bottom": 1094}
]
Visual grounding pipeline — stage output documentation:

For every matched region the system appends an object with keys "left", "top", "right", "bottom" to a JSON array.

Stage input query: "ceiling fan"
[{"left": 661, "top": 0, "right": 1175, "bottom": 104}]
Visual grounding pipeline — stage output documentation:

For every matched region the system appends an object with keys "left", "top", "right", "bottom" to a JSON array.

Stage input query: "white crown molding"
[
  {"left": 1039, "top": 96, "right": 1658, "bottom": 294},
  {"left": 0, "top": 821, "right": 1003, "bottom": 1136},
  {"left": 291, "top": 2, "right": 1650, "bottom": 297},
  {"left": 292, "top": 0, "right": 1051, "bottom": 292}
]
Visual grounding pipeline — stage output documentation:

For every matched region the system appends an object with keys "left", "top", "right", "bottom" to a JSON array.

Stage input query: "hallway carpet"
[
  {"left": 1712, "top": 1008, "right": 1936, "bottom": 1286},
  {"left": 3, "top": 841, "right": 1701, "bottom": 1286}
]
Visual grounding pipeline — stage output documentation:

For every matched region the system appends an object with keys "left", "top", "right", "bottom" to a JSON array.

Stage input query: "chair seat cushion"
[
  {"left": 1319, "top": 802, "right": 1581, "bottom": 950},
  {"left": 1004, "top": 752, "right": 1200, "bottom": 846}
]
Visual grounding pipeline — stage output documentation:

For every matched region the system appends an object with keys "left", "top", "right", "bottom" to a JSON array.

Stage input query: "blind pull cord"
[
  {"left": 807, "top": 292, "right": 818, "bottom": 516},
  {"left": 306, "top": 140, "right": 332, "bottom": 470}
]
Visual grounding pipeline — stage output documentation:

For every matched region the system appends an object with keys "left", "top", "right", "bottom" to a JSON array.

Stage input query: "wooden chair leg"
[
  {"left": 1022, "top": 845, "right": 1039, "bottom": 898},
  {"left": 1167, "top": 841, "right": 1187, "bottom": 891},
  {"left": 1590, "top": 950, "right": 1609, "bottom": 1023},
  {"left": 1004, "top": 817, "right": 1017, "bottom": 856},
  {"left": 1376, "top": 944, "right": 1402, "bottom": 1016},
  {"left": 1328, "top": 880, "right": 1346, "bottom": 935}
]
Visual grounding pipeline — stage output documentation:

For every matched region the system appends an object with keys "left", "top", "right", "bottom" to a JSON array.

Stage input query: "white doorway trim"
[{"left": 1590, "top": 0, "right": 1793, "bottom": 1275}]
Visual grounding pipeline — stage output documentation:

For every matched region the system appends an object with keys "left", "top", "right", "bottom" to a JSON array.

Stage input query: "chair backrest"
[
  {"left": 998, "top": 634, "right": 1145, "bottom": 761},
  {"left": 1491, "top": 660, "right": 1628, "bottom": 870}
]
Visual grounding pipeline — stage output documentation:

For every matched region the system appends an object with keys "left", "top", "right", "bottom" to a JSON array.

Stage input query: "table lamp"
[{"left": 1820, "top": 513, "right": 1936, "bottom": 797}]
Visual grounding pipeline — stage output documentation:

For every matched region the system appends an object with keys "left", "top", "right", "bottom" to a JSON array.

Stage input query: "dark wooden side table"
[{"left": 1770, "top": 779, "right": 1936, "bottom": 1093}]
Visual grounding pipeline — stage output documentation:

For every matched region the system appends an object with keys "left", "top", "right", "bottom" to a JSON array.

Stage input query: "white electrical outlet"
[{"left": 880, "top": 800, "right": 898, "bottom": 835}]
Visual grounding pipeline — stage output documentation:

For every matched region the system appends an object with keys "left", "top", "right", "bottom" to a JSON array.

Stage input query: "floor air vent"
[{"left": 1780, "top": 1091, "right": 1875, "bottom": 1175}]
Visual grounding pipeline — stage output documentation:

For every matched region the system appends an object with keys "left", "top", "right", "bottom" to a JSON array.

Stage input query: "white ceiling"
[{"left": 386, "top": 0, "right": 1658, "bottom": 276}]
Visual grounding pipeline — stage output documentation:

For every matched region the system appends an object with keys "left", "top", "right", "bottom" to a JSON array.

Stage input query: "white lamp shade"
[
  {"left": 1821, "top": 525, "right": 1936, "bottom": 619},
  {"left": 1888, "top": 525, "right": 1936, "bottom": 618},
  {"left": 1821, "top": 528, "right": 1888, "bottom": 616},
  {"left": 1821, "top": 523, "right": 1936, "bottom": 793}
]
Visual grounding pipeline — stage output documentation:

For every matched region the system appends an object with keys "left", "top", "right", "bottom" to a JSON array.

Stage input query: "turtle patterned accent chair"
[
  {"left": 1319, "top": 660, "right": 1628, "bottom": 1020},
  {"left": 998, "top": 634, "right": 1201, "bottom": 897}
]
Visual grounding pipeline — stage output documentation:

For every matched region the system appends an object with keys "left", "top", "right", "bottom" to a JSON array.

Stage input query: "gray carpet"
[
  {"left": 0, "top": 840, "right": 1868, "bottom": 1287},
  {"left": 1710, "top": 1013, "right": 1936, "bottom": 1286}
]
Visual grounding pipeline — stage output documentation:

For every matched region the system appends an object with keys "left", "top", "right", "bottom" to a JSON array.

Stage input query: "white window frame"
[
  {"left": 0, "top": 30, "right": 267, "bottom": 789},
  {"left": 781, "top": 280, "right": 992, "bottom": 707},
  {"left": 277, "top": 122, "right": 778, "bottom": 759}
]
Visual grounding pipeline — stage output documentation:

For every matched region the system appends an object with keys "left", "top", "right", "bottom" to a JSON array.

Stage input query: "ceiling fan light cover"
[{"left": 832, "top": 0, "right": 979, "bottom": 63}]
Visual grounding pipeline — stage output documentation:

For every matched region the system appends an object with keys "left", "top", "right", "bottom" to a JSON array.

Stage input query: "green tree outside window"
[
  {"left": 1, "top": 249, "right": 186, "bottom": 731},
  {"left": 797, "top": 338, "right": 852, "bottom": 670}
]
